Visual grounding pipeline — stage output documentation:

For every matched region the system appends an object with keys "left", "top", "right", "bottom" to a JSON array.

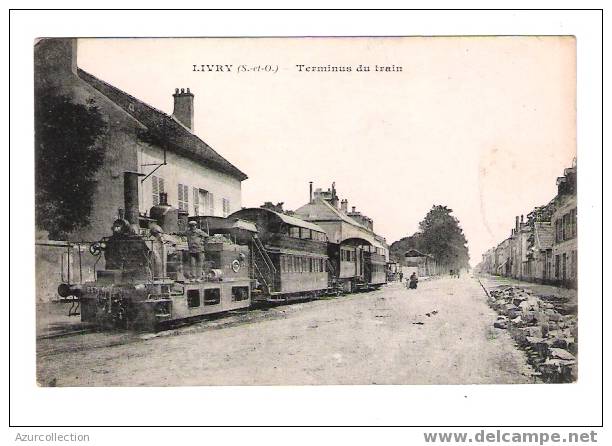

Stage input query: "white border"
[{"left": 7, "top": 8, "right": 604, "bottom": 430}]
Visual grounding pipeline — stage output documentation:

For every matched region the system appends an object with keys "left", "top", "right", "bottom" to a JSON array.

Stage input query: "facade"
[
  {"left": 294, "top": 183, "right": 389, "bottom": 258},
  {"left": 495, "top": 238, "right": 512, "bottom": 276},
  {"left": 510, "top": 215, "right": 531, "bottom": 281},
  {"left": 551, "top": 166, "right": 577, "bottom": 288},
  {"left": 403, "top": 249, "right": 439, "bottom": 277},
  {"left": 477, "top": 162, "right": 577, "bottom": 289},
  {"left": 35, "top": 38, "right": 247, "bottom": 242},
  {"left": 527, "top": 221, "right": 554, "bottom": 283},
  {"left": 479, "top": 248, "right": 496, "bottom": 275},
  {"left": 294, "top": 182, "right": 389, "bottom": 290}
]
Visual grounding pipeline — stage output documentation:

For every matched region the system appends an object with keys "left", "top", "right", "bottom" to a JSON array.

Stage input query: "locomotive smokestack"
[{"left": 124, "top": 171, "right": 144, "bottom": 226}]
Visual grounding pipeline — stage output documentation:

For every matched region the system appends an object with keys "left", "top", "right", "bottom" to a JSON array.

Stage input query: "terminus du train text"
[{"left": 191, "top": 64, "right": 404, "bottom": 73}]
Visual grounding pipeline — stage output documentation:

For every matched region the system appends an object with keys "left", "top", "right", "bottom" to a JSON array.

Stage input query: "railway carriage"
[
  {"left": 364, "top": 243, "right": 387, "bottom": 288},
  {"left": 229, "top": 208, "right": 330, "bottom": 301}
]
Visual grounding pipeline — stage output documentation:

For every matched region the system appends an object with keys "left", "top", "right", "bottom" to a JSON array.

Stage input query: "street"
[{"left": 37, "top": 275, "right": 535, "bottom": 386}]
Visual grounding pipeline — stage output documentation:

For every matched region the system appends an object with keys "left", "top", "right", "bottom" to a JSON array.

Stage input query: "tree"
[
  {"left": 418, "top": 205, "right": 470, "bottom": 269},
  {"left": 390, "top": 205, "right": 470, "bottom": 269},
  {"left": 35, "top": 93, "right": 107, "bottom": 239},
  {"left": 389, "top": 233, "right": 424, "bottom": 262}
]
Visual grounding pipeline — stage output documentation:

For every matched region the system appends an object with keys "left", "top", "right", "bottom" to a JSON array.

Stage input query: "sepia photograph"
[{"left": 32, "top": 36, "right": 579, "bottom": 388}]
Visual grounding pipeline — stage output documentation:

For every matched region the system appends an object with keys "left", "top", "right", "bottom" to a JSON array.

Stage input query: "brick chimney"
[
  {"left": 34, "top": 38, "right": 77, "bottom": 90},
  {"left": 172, "top": 88, "right": 194, "bottom": 131},
  {"left": 340, "top": 199, "right": 348, "bottom": 213}
]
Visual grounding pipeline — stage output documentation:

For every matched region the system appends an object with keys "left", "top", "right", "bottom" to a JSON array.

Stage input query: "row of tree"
[{"left": 390, "top": 205, "right": 470, "bottom": 271}]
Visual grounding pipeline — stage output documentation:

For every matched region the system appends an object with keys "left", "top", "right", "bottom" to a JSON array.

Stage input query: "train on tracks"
[{"left": 56, "top": 172, "right": 389, "bottom": 329}]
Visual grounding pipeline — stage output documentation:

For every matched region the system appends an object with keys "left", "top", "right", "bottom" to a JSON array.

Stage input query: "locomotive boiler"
[{"left": 57, "top": 172, "right": 252, "bottom": 329}]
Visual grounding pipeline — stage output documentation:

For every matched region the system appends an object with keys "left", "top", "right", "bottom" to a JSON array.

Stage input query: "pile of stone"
[{"left": 488, "top": 286, "right": 577, "bottom": 383}]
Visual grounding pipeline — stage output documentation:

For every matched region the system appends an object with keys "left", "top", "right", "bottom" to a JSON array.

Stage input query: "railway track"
[
  {"left": 37, "top": 327, "right": 98, "bottom": 340},
  {"left": 36, "top": 288, "right": 384, "bottom": 359}
]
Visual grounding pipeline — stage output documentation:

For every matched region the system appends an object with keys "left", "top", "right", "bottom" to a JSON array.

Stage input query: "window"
[
  {"left": 562, "top": 253, "right": 567, "bottom": 281},
  {"left": 187, "top": 289, "right": 200, "bottom": 308},
  {"left": 209, "top": 192, "right": 215, "bottom": 215},
  {"left": 232, "top": 286, "right": 249, "bottom": 302},
  {"left": 193, "top": 188, "right": 200, "bottom": 216},
  {"left": 178, "top": 183, "right": 189, "bottom": 213},
  {"left": 555, "top": 219, "right": 563, "bottom": 243},
  {"left": 222, "top": 198, "right": 231, "bottom": 217},
  {"left": 204, "top": 288, "right": 221, "bottom": 305},
  {"left": 289, "top": 227, "right": 300, "bottom": 238},
  {"left": 342, "top": 249, "right": 352, "bottom": 262},
  {"left": 152, "top": 175, "right": 165, "bottom": 205},
  {"left": 300, "top": 228, "right": 311, "bottom": 239},
  {"left": 555, "top": 255, "right": 560, "bottom": 278},
  {"left": 569, "top": 208, "right": 577, "bottom": 239}
]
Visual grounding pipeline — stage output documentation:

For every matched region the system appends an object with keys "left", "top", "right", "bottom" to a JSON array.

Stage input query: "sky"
[{"left": 77, "top": 37, "right": 576, "bottom": 266}]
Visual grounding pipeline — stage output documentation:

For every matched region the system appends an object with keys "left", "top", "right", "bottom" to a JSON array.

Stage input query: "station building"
[
  {"left": 294, "top": 182, "right": 389, "bottom": 290},
  {"left": 402, "top": 249, "right": 439, "bottom": 277},
  {"left": 34, "top": 38, "right": 247, "bottom": 242}
]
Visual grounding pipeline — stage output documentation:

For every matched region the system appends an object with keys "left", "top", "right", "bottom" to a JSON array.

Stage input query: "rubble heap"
[{"left": 488, "top": 286, "right": 577, "bottom": 383}]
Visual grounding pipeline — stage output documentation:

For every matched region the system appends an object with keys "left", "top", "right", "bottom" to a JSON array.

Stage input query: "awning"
[{"left": 230, "top": 208, "right": 326, "bottom": 234}]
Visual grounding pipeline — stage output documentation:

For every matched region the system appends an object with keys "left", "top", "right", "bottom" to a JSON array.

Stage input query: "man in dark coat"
[
  {"left": 187, "top": 221, "right": 208, "bottom": 279},
  {"left": 408, "top": 272, "right": 418, "bottom": 289}
]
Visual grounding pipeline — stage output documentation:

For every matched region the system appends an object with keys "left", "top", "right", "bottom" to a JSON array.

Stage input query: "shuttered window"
[
  {"left": 178, "top": 184, "right": 189, "bottom": 213},
  {"left": 209, "top": 192, "right": 215, "bottom": 215},
  {"left": 222, "top": 198, "right": 230, "bottom": 217},
  {"left": 152, "top": 176, "right": 165, "bottom": 205},
  {"left": 193, "top": 188, "right": 200, "bottom": 216}
]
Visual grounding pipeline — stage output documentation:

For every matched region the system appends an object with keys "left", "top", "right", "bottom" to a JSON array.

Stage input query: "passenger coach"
[{"left": 229, "top": 208, "right": 330, "bottom": 302}]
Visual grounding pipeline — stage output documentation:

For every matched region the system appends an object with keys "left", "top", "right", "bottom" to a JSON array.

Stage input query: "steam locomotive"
[{"left": 57, "top": 172, "right": 387, "bottom": 329}]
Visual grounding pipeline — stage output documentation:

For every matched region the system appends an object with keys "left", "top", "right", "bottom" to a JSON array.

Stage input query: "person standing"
[
  {"left": 409, "top": 272, "right": 418, "bottom": 289},
  {"left": 186, "top": 221, "right": 208, "bottom": 280}
]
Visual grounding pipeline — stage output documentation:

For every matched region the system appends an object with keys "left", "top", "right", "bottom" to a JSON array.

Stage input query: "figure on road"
[{"left": 408, "top": 272, "right": 418, "bottom": 289}]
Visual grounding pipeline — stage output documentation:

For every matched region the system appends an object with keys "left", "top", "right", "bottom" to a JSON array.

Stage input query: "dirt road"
[{"left": 37, "top": 276, "right": 535, "bottom": 386}]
